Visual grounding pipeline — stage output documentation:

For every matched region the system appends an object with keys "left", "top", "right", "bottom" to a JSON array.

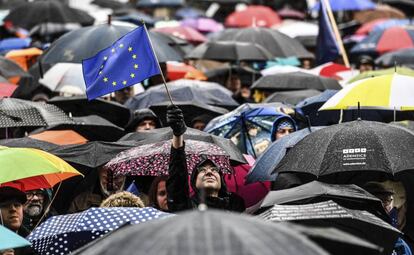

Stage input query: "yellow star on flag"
[
  {"left": 111, "top": 48, "right": 115, "bottom": 53},
  {"left": 103, "top": 56, "right": 108, "bottom": 61},
  {"left": 132, "top": 54, "right": 137, "bottom": 59},
  {"left": 134, "top": 64, "right": 138, "bottom": 69},
  {"left": 130, "top": 73, "right": 135, "bottom": 78},
  {"left": 122, "top": 80, "right": 127, "bottom": 85},
  {"left": 112, "top": 81, "right": 117, "bottom": 86},
  {"left": 103, "top": 77, "right": 108, "bottom": 82},
  {"left": 128, "top": 47, "right": 133, "bottom": 52},
  {"left": 119, "top": 44, "right": 124, "bottom": 48}
]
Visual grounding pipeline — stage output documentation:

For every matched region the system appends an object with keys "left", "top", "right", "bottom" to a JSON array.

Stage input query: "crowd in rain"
[{"left": 2, "top": 0, "right": 414, "bottom": 254}]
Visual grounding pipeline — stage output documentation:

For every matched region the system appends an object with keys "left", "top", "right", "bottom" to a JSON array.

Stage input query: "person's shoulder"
[{"left": 228, "top": 192, "right": 246, "bottom": 212}]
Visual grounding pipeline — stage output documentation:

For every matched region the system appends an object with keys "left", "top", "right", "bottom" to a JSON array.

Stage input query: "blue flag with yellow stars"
[{"left": 82, "top": 25, "right": 160, "bottom": 100}]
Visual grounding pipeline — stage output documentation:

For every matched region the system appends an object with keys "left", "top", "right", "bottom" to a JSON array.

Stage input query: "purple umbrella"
[
  {"left": 181, "top": 18, "right": 224, "bottom": 33},
  {"left": 312, "top": 0, "right": 376, "bottom": 11}
]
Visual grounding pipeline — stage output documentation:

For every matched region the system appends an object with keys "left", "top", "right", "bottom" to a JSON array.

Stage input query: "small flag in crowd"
[
  {"left": 316, "top": 0, "right": 340, "bottom": 65},
  {"left": 82, "top": 25, "right": 160, "bottom": 100}
]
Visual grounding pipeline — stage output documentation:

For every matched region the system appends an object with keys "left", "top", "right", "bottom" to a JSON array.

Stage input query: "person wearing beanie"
[
  {"left": 270, "top": 115, "right": 297, "bottom": 142},
  {"left": 125, "top": 108, "right": 162, "bottom": 132},
  {"left": 356, "top": 55, "right": 374, "bottom": 73},
  {"left": 165, "top": 105, "right": 245, "bottom": 213}
]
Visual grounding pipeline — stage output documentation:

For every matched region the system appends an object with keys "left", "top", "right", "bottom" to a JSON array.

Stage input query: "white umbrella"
[{"left": 39, "top": 63, "right": 86, "bottom": 96}]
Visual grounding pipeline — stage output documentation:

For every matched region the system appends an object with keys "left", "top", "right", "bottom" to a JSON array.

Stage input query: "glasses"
[
  {"left": 198, "top": 166, "right": 219, "bottom": 173},
  {"left": 26, "top": 191, "right": 45, "bottom": 199}
]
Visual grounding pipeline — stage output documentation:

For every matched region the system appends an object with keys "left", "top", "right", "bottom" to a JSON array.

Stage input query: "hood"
[
  {"left": 270, "top": 114, "right": 297, "bottom": 142},
  {"left": 125, "top": 108, "right": 163, "bottom": 132}
]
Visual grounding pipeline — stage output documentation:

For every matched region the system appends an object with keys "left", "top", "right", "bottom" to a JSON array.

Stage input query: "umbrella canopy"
[
  {"left": 276, "top": 20, "right": 318, "bottom": 39},
  {"left": 28, "top": 207, "right": 171, "bottom": 255},
  {"left": 5, "top": 47, "right": 43, "bottom": 71},
  {"left": 347, "top": 66, "right": 414, "bottom": 83},
  {"left": 0, "top": 55, "right": 29, "bottom": 79},
  {"left": 0, "top": 146, "right": 81, "bottom": 185},
  {"left": 166, "top": 61, "right": 206, "bottom": 81},
  {"left": 259, "top": 200, "right": 399, "bottom": 254},
  {"left": 0, "top": 38, "right": 31, "bottom": 52},
  {"left": 175, "top": 7, "right": 205, "bottom": 20},
  {"left": 353, "top": 4, "right": 406, "bottom": 24},
  {"left": 186, "top": 41, "right": 273, "bottom": 62},
  {"left": 263, "top": 89, "right": 321, "bottom": 105},
  {"left": 351, "top": 26, "right": 414, "bottom": 56},
  {"left": 212, "top": 27, "right": 313, "bottom": 59},
  {"left": 72, "top": 210, "right": 328, "bottom": 255},
  {"left": 204, "top": 65, "right": 261, "bottom": 86},
  {"left": 112, "top": 11, "right": 157, "bottom": 27},
  {"left": 309, "top": 62, "right": 351, "bottom": 79},
  {"left": 0, "top": 82, "right": 17, "bottom": 98},
  {"left": 4, "top": 0, "right": 94, "bottom": 30},
  {"left": 181, "top": 18, "right": 224, "bottom": 33},
  {"left": 274, "top": 120, "right": 414, "bottom": 178},
  {"left": 0, "top": 137, "right": 59, "bottom": 151},
  {"left": 152, "top": 26, "right": 207, "bottom": 44},
  {"left": 29, "top": 130, "right": 88, "bottom": 145},
  {"left": 246, "top": 127, "right": 323, "bottom": 184},
  {"left": 92, "top": 0, "right": 128, "bottom": 9},
  {"left": 106, "top": 139, "right": 232, "bottom": 176},
  {"left": 312, "top": 0, "right": 376, "bottom": 11},
  {"left": 320, "top": 73, "right": 414, "bottom": 110},
  {"left": 136, "top": 0, "right": 184, "bottom": 8},
  {"left": 125, "top": 79, "right": 239, "bottom": 110},
  {"left": 375, "top": 48, "right": 414, "bottom": 68},
  {"left": 0, "top": 225, "right": 31, "bottom": 250},
  {"left": 39, "top": 63, "right": 86, "bottom": 95},
  {"left": 48, "top": 96, "right": 131, "bottom": 128},
  {"left": 225, "top": 5, "right": 282, "bottom": 28},
  {"left": 382, "top": 0, "right": 414, "bottom": 16},
  {"left": 119, "top": 127, "right": 247, "bottom": 165},
  {"left": 251, "top": 72, "right": 341, "bottom": 92},
  {"left": 0, "top": 98, "right": 74, "bottom": 128}
]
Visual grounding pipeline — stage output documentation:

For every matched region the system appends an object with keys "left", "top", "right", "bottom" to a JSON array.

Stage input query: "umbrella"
[
  {"left": 355, "top": 18, "right": 389, "bottom": 35},
  {"left": 375, "top": 48, "right": 414, "bottom": 69},
  {"left": 391, "top": 120, "right": 414, "bottom": 132},
  {"left": 308, "top": 62, "right": 351, "bottom": 79},
  {"left": 251, "top": 72, "right": 341, "bottom": 92},
  {"left": 0, "top": 225, "right": 31, "bottom": 250},
  {"left": 29, "top": 130, "right": 88, "bottom": 145},
  {"left": 0, "top": 137, "right": 59, "bottom": 151},
  {"left": 259, "top": 200, "right": 399, "bottom": 254},
  {"left": 136, "top": 0, "right": 184, "bottom": 8},
  {"left": 274, "top": 120, "right": 414, "bottom": 179},
  {"left": 204, "top": 64, "right": 261, "bottom": 86},
  {"left": 353, "top": 4, "right": 406, "bottom": 24},
  {"left": 166, "top": 61, "right": 206, "bottom": 81},
  {"left": 347, "top": 66, "right": 414, "bottom": 83},
  {"left": 27, "top": 207, "right": 171, "bottom": 255},
  {"left": 382, "top": 0, "right": 414, "bottom": 15},
  {"left": 263, "top": 89, "right": 321, "bottom": 105},
  {"left": 320, "top": 73, "right": 414, "bottom": 111},
  {"left": 5, "top": 47, "right": 43, "bottom": 71},
  {"left": 152, "top": 26, "right": 207, "bottom": 44},
  {"left": 246, "top": 127, "right": 324, "bottom": 184},
  {"left": 112, "top": 11, "right": 157, "bottom": 27},
  {"left": 149, "top": 101, "right": 228, "bottom": 126},
  {"left": 48, "top": 96, "right": 131, "bottom": 128},
  {"left": 106, "top": 139, "right": 232, "bottom": 176},
  {"left": 0, "top": 146, "right": 81, "bottom": 185},
  {"left": 312, "top": 0, "right": 376, "bottom": 11},
  {"left": 119, "top": 127, "right": 247, "bottom": 165},
  {"left": 72, "top": 210, "right": 328, "bottom": 255},
  {"left": 91, "top": 0, "right": 128, "bottom": 9},
  {"left": 186, "top": 41, "right": 274, "bottom": 62},
  {"left": 225, "top": 5, "right": 282, "bottom": 28},
  {"left": 0, "top": 98, "right": 74, "bottom": 128},
  {"left": 351, "top": 26, "right": 414, "bottom": 56},
  {"left": 0, "top": 55, "right": 29, "bottom": 79},
  {"left": 125, "top": 79, "right": 239, "bottom": 110},
  {"left": 175, "top": 7, "right": 205, "bottom": 20},
  {"left": 0, "top": 82, "right": 17, "bottom": 98},
  {"left": 4, "top": 0, "right": 94, "bottom": 30},
  {"left": 39, "top": 63, "right": 86, "bottom": 95},
  {"left": 212, "top": 27, "right": 314, "bottom": 59},
  {"left": 275, "top": 20, "right": 318, "bottom": 39},
  {"left": 0, "top": 38, "right": 31, "bottom": 52},
  {"left": 204, "top": 103, "right": 295, "bottom": 157},
  {"left": 278, "top": 7, "right": 306, "bottom": 20},
  {"left": 181, "top": 18, "right": 224, "bottom": 33}
]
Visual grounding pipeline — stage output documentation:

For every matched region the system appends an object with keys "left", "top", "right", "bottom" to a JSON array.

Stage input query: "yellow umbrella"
[{"left": 320, "top": 73, "right": 414, "bottom": 111}]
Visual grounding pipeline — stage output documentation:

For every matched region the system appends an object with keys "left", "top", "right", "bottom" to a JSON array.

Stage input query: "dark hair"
[{"left": 148, "top": 176, "right": 168, "bottom": 210}]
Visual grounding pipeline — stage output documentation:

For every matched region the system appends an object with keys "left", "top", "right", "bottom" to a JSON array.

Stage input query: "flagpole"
[
  {"left": 142, "top": 22, "right": 175, "bottom": 105},
  {"left": 321, "top": 0, "right": 350, "bottom": 68}
]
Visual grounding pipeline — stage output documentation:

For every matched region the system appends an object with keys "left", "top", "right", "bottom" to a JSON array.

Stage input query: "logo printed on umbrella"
[{"left": 341, "top": 148, "right": 370, "bottom": 166}]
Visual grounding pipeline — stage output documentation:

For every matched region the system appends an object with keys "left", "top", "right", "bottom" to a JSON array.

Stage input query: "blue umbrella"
[
  {"left": 175, "top": 7, "right": 205, "bottom": 20},
  {"left": 136, "top": 0, "right": 184, "bottom": 8},
  {"left": 245, "top": 127, "right": 324, "bottom": 184},
  {"left": 312, "top": 0, "right": 376, "bottom": 11},
  {"left": 372, "top": 19, "right": 413, "bottom": 34},
  {"left": 204, "top": 103, "right": 294, "bottom": 157},
  {"left": 0, "top": 38, "right": 31, "bottom": 52},
  {"left": 0, "top": 225, "right": 31, "bottom": 250},
  {"left": 27, "top": 207, "right": 172, "bottom": 255}
]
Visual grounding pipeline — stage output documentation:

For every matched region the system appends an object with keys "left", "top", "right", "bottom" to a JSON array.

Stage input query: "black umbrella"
[
  {"left": 151, "top": 31, "right": 194, "bottom": 57},
  {"left": 0, "top": 98, "right": 74, "bottom": 128},
  {"left": 125, "top": 79, "right": 239, "bottom": 110},
  {"left": 0, "top": 56, "right": 29, "bottom": 79},
  {"left": 204, "top": 65, "right": 261, "bottom": 87},
  {"left": 149, "top": 101, "right": 228, "bottom": 126},
  {"left": 375, "top": 48, "right": 414, "bottom": 69},
  {"left": 251, "top": 72, "right": 341, "bottom": 91},
  {"left": 136, "top": 0, "right": 184, "bottom": 8},
  {"left": 119, "top": 127, "right": 247, "bottom": 165},
  {"left": 274, "top": 120, "right": 414, "bottom": 180},
  {"left": 259, "top": 200, "right": 400, "bottom": 254},
  {"left": 263, "top": 89, "right": 321, "bottom": 105},
  {"left": 73, "top": 210, "right": 328, "bottom": 255},
  {"left": 4, "top": 0, "right": 94, "bottom": 30},
  {"left": 0, "top": 137, "right": 59, "bottom": 151},
  {"left": 91, "top": 0, "right": 128, "bottom": 9},
  {"left": 211, "top": 27, "right": 314, "bottom": 59},
  {"left": 40, "top": 115, "right": 125, "bottom": 142},
  {"left": 48, "top": 96, "right": 132, "bottom": 128},
  {"left": 391, "top": 120, "right": 414, "bottom": 132}
]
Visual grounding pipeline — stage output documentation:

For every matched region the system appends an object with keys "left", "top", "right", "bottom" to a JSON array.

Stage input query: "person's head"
[
  {"left": 364, "top": 182, "right": 395, "bottom": 214},
  {"left": 301, "top": 58, "right": 313, "bottom": 69},
  {"left": 126, "top": 109, "right": 162, "bottom": 132},
  {"left": 98, "top": 167, "right": 126, "bottom": 197},
  {"left": 148, "top": 176, "right": 168, "bottom": 211},
  {"left": 114, "top": 86, "right": 134, "bottom": 104},
  {"left": 24, "top": 189, "right": 49, "bottom": 219},
  {"left": 226, "top": 75, "right": 242, "bottom": 94},
  {"left": 271, "top": 116, "right": 296, "bottom": 142},
  {"left": 0, "top": 187, "right": 26, "bottom": 231},
  {"left": 100, "top": 191, "right": 144, "bottom": 208},
  {"left": 190, "top": 115, "right": 213, "bottom": 131},
  {"left": 193, "top": 160, "right": 222, "bottom": 197},
  {"left": 357, "top": 55, "right": 374, "bottom": 73}
]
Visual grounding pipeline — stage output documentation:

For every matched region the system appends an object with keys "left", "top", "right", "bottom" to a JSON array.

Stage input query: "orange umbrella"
[
  {"left": 5, "top": 47, "right": 43, "bottom": 71},
  {"left": 29, "top": 130, "right": 88, "bottom": 145},
  {"left": 167, "top": 61, "right": 206, "bottom": 81}
]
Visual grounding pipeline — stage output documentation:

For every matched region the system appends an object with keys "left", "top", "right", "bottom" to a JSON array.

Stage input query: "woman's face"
[{"left": 157, "top": 181, "right": 168, "bottom": 211}]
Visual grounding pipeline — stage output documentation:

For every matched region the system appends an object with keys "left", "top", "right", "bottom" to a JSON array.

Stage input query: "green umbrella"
[
  {"left": 0, "top": 225, "right": 31, "bottom": 250},
  {"left": 347, "top": 66, "right": 414, "bottom": 84}
]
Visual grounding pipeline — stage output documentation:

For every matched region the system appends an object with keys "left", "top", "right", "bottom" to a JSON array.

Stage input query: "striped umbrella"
[{"left": 320, "top": 73, "right": 414, "bottom": 110}]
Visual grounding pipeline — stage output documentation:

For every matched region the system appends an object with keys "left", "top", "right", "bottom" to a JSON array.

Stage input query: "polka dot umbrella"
[{"left": 27, "top": 207, "right": 172, "bottom": 255}]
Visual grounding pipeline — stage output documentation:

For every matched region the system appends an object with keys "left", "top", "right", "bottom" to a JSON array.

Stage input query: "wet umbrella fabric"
[
  {"left": 0, "top": 137, "right": 59, "bottom": 151},
  {"left": 125, "top": 79, "right": 239, "bottom": 110},
  {"left": 119, "top": 127, "right": 247, "bottom": 165},
  {"left": 225, "top": 5, "right": 282, "bottom": 28},
  {"left": 375, "top": 48, "right": 414, "bottom": 68},
  {"left": 136, "top": 0, "right": 184, "bottom": 7},
  {"left": 259, "top": 200, "right": 400, "bottom": 254},
  {"left": 0, "top": 225, "right": 31, "bottom": 250},
  {"left": 0, "top": 56, "right": 29, "bottom": 79},
  {"left": 251, "top": 72, "right": 341, "bottom": 91},
  {"left": 39, "top": 63, "right": 86, "bottom": 95},
  {"left": 72, "top": 210, "right": 328, "bottom": 255},
  {"left": 204, "top": 65, "right": 261, "bottom": 87},
  {"left": 106, "top": 140, "right": 232, "bottom": 176},
  {"left": 0, "top": 98, "right": 74, "bottom": 128},
  {"left": 274, "top": 120, "right": 414, "bottom": 178},
  {"left": 312, "top": 0, "right": 376, "bottom": 11},
  {"left": 27, "top": 207, "right": 171, "bottom": 255},
  {"left": 263, "top": 89, "right": 321, "bottom": 105},
  {"left": 152, "top": 26, "right": 207, "bottom": 44}
]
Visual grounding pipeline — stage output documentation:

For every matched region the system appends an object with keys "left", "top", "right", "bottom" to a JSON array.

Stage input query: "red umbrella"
[
  {"left": 0, "top": 82, "right": 17, "bottom": 98},
  {"left": 355, "top": 18, "right": 388, "bottom": 35},
  {"left": 310, "top": 62, "right": 351, "bottom": 79},
  {"left": 152, "top": 26, "right": 207, "bottom": 44},
  {"left": 225, "top": 6, "right": 282, "bottom": 28},
  {"left": 166, "top": 62, "right": 206, "bottom": 81}
]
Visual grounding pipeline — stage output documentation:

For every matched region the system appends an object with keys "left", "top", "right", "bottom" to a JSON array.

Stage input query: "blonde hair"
[{"left": 100, "top": 191, "right": 145, "bottom": 208}]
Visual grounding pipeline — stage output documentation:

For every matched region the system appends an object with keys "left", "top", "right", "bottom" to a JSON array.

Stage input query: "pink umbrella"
[
  {"left": 152, "top": 26, "right": 207, "bottom": 44},
  {"left": 0, "top": 82, "right": 17, "bottom": 98},
  {"left": 181, "top": 18, "right": 224, "bottom": 33},
  {"left": 225, "top": 5, "right": 282, "bottom": 28}
]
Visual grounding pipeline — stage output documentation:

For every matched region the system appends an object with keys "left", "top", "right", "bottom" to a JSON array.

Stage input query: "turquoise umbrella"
[{"left": 0, "top": 225, "right": 31, "bottom": 250}]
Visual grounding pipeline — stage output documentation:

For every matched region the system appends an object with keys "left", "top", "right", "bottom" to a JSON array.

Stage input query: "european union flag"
[
  {"left": 82, "top": 25, "right": 160, "bottom": 100},
  {"left": 316, "top": 0, "right": 340, "bottom": 65}
]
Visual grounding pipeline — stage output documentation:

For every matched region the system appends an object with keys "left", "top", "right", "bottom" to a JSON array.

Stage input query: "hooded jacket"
[
  {"left": 125, "top": 108, "right": 162, "bottom": 132},
  {"left": 167, "top": 145, "right": 245, "bottom": 213},
  {"left": 270, "top": 114, "right": 297, "bottom": 142}
]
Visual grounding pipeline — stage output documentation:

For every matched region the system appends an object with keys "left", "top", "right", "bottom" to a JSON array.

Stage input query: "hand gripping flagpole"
[{"left": 142, "top": 21, "right": 175, "bottom": 105}]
